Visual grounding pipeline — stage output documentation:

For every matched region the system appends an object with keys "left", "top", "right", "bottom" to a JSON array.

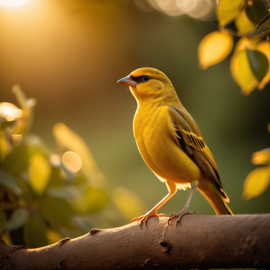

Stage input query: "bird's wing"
[{"left": 168, "top": 106, "right": 225, "bottom": 194}]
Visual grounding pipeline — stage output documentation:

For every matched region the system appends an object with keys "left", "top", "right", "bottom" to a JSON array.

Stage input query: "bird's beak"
[{"left": 117, "top": 75, "right": 137, "bottom": 87}]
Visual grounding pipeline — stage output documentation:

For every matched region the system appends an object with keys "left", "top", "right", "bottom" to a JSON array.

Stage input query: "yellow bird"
[{"left": 117, "top": 67, "right": 233, "bottom": 226}]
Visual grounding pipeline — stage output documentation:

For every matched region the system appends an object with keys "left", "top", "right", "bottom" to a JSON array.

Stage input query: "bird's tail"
[{"left": 198, "top": 181, "right": 233, "bottom": 215}]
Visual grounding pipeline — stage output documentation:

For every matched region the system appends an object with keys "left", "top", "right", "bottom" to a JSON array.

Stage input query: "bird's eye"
[
  {"left": 143, "top": 75, "right": 150, "bottom": 82},
  {"left": 131, "top": 75, "right": 152, "bottom": 84}
]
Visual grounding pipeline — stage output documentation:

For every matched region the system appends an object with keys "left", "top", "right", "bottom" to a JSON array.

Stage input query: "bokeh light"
[
  {"left": 0, "top": 102, "right": 22, "bottom": 121},
  {"left": 49, "top": 154, "right": 61, "bottom": 167},
  {"left": 62, "top": 151, "right": 82, "bottom": 173},
  {"left": 0, "top": 0, "right": 32, "bottom": 7},
  {"left": 147, "top": 0, "right": 215, "bottom": 20}
]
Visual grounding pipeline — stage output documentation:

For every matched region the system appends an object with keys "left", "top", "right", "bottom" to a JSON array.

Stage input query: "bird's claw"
[
  {"left": 168, "top": 209, "right": 196, "bottom": 226},
  {"left": 132, "top": 212, "right": 166, "bottom": 228}
]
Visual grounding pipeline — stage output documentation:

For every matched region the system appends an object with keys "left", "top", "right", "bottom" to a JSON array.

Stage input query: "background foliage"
[
  {"left": 0, "top": 87, "right": 145, "bottom": 248},
  {"left": 0, "top": 0, "right": 270, "bottom": 248}
]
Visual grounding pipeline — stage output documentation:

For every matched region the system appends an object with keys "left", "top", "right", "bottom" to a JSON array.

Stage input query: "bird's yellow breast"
[{"left": 133, "top": 103, "right": 201, "bottom": 185}]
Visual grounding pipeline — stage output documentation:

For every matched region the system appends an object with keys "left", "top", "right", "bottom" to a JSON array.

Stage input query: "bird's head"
[{"left": 117, "top": 67, "right": 178, "bottom": 104}]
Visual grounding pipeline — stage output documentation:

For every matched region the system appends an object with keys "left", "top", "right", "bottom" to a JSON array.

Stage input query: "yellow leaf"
[
  {"left": 257, "top": 41, "right": 270, "bottom": 90},
  {"left": 112, "top": 187, "right": 146, "bottom": 221},
  {"left": 234, "top": 37, "right": 258, "bottom": 54},
  {"left": 235, "top": 9, "right": 256, "bottom": 34},
  {"left": 29, "top": 154, "right": 51, "bottom": 194},
  {"left": 2, "top": 231, "right": 12, "bottom": 245},
  {"left": 230, "top": 49, "right": 258, "bottom": 95},
  {"left": 53, "top": 123, "right": 105, "bottom": 188},
  {"left": 243, "top": 166, "right": 270, "bottom": 199},
  {"left": 217, "top": 0, "right": 244, "bottom": 27},
  {"left": 252, "top": 148, "right": 270, "bottom": 165},
  {"left": 198, "top": 31, "right": 233, "bottom": 69},
  {"left": 0, "top": 133, "right": 11, "bottom": 162}
]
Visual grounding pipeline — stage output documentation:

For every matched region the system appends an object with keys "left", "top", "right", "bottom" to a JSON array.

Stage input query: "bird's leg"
[
  {"left": 132, "top": 181, "right": 177, "bottom": 228},
  {"left": 168, "top": 181, "right": 198, "bottom": 226}
]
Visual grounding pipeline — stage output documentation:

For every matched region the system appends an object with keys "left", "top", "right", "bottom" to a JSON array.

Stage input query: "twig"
[
  {"left": 220, "top": 28, "right": 270, "bottom": 41},
  {"left": 256, "top": 12, "right": 270, "bottom": 29}
]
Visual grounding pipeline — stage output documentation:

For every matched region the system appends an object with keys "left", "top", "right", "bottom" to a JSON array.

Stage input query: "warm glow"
[
  {"left": 148, "top": 0, "right": 214, "bottom": 19},
  {"left": 12, "top": 134, "right": 22, "bottom": 145},
  {"left": 49, "top": 154, "right": 61, "bottom": 166},
  {"left": 155, "top": 0, "right": 184, "bottom": 16},
  {"left": 62, "top": 151, "right": 82, "bottom": 173},
  {"left": 0, "top": 0, "right": 32, "bottom": 7},
  {"left": 0, "top": 102, "right": 22, "bottom": 121}
]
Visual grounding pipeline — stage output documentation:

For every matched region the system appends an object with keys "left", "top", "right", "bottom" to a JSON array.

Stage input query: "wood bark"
[{"left": 0, "top": 214, "right": 270, "bottom": 270}]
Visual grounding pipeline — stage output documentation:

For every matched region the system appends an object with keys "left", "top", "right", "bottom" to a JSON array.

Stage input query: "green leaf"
[
  {"left": 84, "top": 186, "right": 109, "bottom": 213},
  {"left": 0, "top": 118, "right": 15, "bottom": 130},
  {"left": 47, "top": 167, "right": 65, "bottom": 188},
  {"left": 74, "top": 174, "right": 87, "bottom": 186},
  {"left": 4, "top": 208, "right": 29, "bottom": 231},
  {"left": 24, "top": 217, "right": 48, "bottom": 248},
  {"left": 17, "top": 177, "right": 37, "bottom": 204},
  {"left": 40, "top": 197, "right": 73, "bottom": 226},
  {"left": 247, "top": 49, "right": 269, "bottom": 82},
  {"left": 245, "top": 0, "right": 269, "bottom": 25},
  {"left": 73, "top": 185, "right": 109, "bottom": 213},
  {"left": 2, "top": 144, "right": 42, "bottom": 175},
  {"left": 47, "top": 186, "right": 78, "bottom": 199},
  {"left": 29, "top": 154, "right": 51, "bottom": 194},
  {"left": 0, "top": 168, "right": 21, "bottom": 194}
]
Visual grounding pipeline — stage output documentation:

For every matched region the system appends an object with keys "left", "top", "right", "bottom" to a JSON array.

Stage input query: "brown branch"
[
  {"left": 253, "top": 29, "right": 270, "bottom": 40},
  {"left": 0, "top": 214, "right": 270, "bottom": 269},
  {"left": 256, "top": 13, "right": 270, "bottom": 29},
  {"left": 220, "top": 28, "right": 270, "bottom": 41}
]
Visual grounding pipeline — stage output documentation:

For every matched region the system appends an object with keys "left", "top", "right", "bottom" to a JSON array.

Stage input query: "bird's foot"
[
  {"left": 168, "top": 207, "right": 196, "bottom": 226},
  {"left": 132, "top": 211, "right": 166, "bottom": 228}
]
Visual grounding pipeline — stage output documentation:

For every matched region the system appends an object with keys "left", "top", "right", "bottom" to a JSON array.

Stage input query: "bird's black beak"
[{"left": 117, "top": 75, "right": 137, "bottom": 87}]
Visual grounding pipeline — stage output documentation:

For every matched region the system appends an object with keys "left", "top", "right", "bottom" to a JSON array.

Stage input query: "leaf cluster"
[
  {"left": 198, "top": 0, "right": 270, "bottom": 95},
  {"left": 0, "top": 86, "right": 110, "bottom": 248}
]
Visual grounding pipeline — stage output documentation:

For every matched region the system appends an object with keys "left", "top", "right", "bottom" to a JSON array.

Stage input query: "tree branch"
[
  {"left": 0, "top": 214, "right": 270, "bottom": 269},
  {"left": 220, "top": 28, "right": 270, "bottom": 41}
]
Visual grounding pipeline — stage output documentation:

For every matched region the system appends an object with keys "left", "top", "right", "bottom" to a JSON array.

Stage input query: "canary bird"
[{"left": 117, "top": 67, "right": 233, "bottom": 226}]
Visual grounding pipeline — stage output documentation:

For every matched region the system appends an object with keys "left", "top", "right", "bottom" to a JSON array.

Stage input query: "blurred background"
[{"left": 0, "top": 0, "right": 270, "bottom": 247}]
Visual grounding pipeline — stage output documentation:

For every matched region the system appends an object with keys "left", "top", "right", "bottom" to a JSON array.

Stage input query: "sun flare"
[{"left": 0, "top": 0, "right": 32, "bottom": 7}]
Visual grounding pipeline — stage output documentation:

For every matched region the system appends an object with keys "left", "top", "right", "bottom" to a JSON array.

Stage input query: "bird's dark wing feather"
[{"left": 168, "top": 106, "right": 227, "bottom": 199}]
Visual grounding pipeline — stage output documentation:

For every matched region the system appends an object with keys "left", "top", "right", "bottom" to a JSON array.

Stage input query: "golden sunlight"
[
  {"left": 0, "top": 102, "right": 22, "bottom": 121},
  {"left": 62, "top": 151, "right": 82, "bottom": 173},
  {"left": 0, "top": 0, "right": 32, "bottom": 7}
]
